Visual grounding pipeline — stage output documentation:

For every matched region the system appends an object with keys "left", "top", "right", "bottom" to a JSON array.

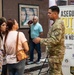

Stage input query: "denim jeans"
[
  {"left": 1, "top": 64, "right": 7, "bottom": 75},
  {"left": 7, "top": 59, "right": 25, "bottom": 75},
  {"left": 29, "top": 40, "right": 41, "bottom": 62}
]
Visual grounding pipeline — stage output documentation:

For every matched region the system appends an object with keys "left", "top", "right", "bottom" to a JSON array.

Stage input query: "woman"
[
  {"left": 21, "top": 8, "right": 27, "bottom": 26},
  {"left": 0, "top": 17, "right": 7, "bottom": 75},
  {"left": 4, "top": 19, "right": 29, "bottom": 75}
]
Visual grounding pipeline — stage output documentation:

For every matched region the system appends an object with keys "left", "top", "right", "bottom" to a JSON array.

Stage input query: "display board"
[{"left": 59, "top": 5, "right": 74, "bottom": 75}]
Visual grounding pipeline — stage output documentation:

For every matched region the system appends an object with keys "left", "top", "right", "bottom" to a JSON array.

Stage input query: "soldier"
[{"left": 33, "top": 6, "right": 65, "bottom": 75}]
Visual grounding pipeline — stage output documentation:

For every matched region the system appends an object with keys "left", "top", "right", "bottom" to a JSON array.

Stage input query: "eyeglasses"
[{"left": 33, "top": 19, "right": 37, "bottom": 20}]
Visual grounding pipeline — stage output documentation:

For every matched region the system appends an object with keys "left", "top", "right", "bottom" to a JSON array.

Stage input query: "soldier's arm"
[{"left": 40, "top": 24, "right": 63, "bottom": 47}]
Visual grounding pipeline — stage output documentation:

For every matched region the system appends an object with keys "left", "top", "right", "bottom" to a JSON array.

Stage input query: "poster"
[
  {"left": 19, "top": 4, "right": 39, "bottom": 28},
  {"left": 59, "top": 5, "right": 74, "bottom": 75}
]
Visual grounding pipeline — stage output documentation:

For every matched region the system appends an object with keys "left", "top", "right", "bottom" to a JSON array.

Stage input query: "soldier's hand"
[{"left": 33, "top": 37, "right": 41, "bottom": 44}]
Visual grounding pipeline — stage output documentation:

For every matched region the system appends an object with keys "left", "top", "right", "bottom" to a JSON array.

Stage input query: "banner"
[{"left": 59, "top": 5, "right": 74, "bottom": 75}]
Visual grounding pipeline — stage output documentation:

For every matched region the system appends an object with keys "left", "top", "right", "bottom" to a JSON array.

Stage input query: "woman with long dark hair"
[
  {"left": 0, "top": 17, "right": 7, "bottom": 75},
  {"left": 4, "top": 19, "right": 29, "bottom": 75}
]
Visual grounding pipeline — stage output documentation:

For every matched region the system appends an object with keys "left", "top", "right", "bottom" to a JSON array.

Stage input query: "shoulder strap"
[{"left": 16, "top": 32, "right": 19, "bottom": 52}]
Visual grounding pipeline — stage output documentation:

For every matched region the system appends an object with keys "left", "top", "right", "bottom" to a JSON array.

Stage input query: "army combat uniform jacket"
[{"left": 40, "top": 18, "right": 65, "bottom": 75}]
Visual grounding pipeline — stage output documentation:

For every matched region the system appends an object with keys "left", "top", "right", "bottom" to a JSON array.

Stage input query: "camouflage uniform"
[{"left": 40, "top": 18, "right": 65, "bottom": 75}]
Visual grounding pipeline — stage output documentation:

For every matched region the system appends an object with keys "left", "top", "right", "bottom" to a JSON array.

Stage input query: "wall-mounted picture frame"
[{"left": 18, "top": 4, "right": 39, "bottom": 28}]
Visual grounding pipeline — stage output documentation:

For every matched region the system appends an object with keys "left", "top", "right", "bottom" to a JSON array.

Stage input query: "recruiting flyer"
[{"left": 59, "top": 5, "right": 74, "bottom": 75}]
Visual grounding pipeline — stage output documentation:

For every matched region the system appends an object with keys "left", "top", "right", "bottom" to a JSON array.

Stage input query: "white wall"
[
  {"left": 49, "top": 0, "right": 57, "bottom": 27},
  {"left": 49, "top": 0, "right": 57, "bottom": 7}
]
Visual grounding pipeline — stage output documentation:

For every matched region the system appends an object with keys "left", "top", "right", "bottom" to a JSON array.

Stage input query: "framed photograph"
[{"left": 18, "top": 4, "right": 39, "bottom": 28}]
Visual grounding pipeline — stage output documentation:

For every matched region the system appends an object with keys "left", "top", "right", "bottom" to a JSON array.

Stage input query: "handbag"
[{"left": 16, "top": 32, "right": 28, "bottom": 61}]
